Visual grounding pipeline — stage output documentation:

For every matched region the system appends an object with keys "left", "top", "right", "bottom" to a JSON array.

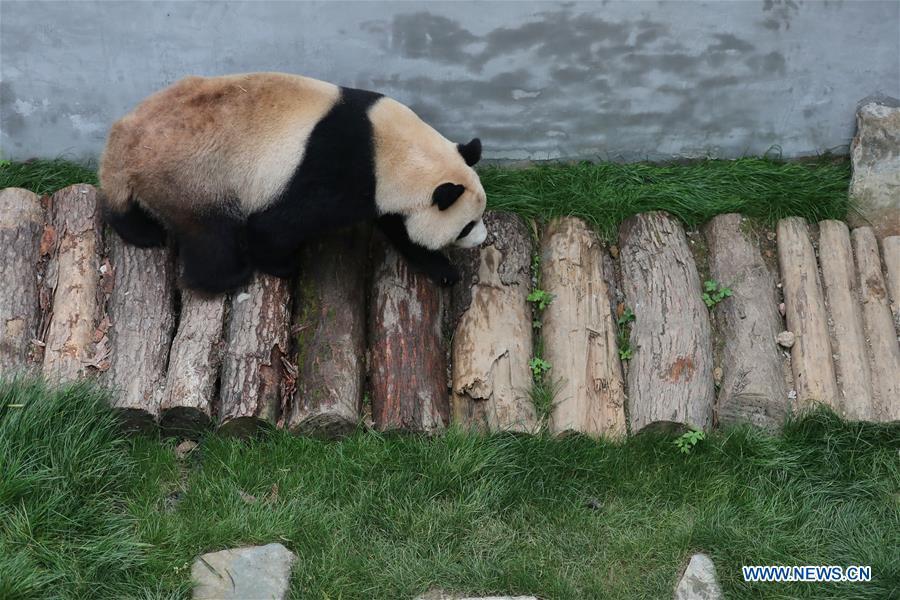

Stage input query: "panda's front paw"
[{"left": 423, "top": 258, "right": 460, "bottom": 287}]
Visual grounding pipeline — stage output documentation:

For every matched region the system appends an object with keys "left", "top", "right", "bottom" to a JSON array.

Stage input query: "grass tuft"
[{"left": 0, "top": 158, "right": 98, "bottom": 196}]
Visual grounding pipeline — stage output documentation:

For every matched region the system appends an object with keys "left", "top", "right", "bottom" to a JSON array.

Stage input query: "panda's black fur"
[{"left": 99, "top": 73, "right": 486, "bottom": 294}]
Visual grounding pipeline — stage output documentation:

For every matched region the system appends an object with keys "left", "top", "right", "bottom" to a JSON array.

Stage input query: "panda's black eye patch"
[
  {"left": 457, "top": 221, "right": 476, "bottom": 240},
  {"left": 433, "top": 183, "right": 465, "bottom": 211}
]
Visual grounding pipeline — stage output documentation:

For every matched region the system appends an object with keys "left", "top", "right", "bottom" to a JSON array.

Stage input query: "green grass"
[
  {"left": 2, "top": 377, "right": 897, "bottom": 599},
  {"left": 0, "top": 157, "right": 850, "bottom": 239},
  {"left": 479, "top": 157, "right": 851, "bottom": 240},
  {"left": 0, "top": 159, "right": 98, "bottom": 196}
]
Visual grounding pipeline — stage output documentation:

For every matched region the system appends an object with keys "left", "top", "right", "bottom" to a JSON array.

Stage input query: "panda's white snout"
[{"left": 454, "top": 219, "right": 487, "bottom": 249}]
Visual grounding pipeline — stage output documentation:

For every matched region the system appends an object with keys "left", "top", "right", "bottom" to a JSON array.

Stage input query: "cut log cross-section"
[
  {"left": 619, "top": 211, "right": 714, "bottom": 433},
  {"left": 776, "top": 217, "right": 839, "bottom": 411},
  {"left": 219, "top": 273, "right": 292, "bottom": 436},
  {"left": 703, "top": 214, "right": 787, "bottom": 430},
  {"left": 817, "top": 220, "right": 874, "bottom": 420},
  {"left": 0, "top": 188, "right": 44, "bottom": 374},
  {"left": 369, "top": 239, "right": 448, "bottom": 433},
  {"left": 851, "top": 227, "right": 900, "bottom": 422},
  {"left": 160, "top": 290, "right": 226, "bottom": 437},
  {"left": 542, "top": 217, "right": 626, "bottom": 438},
  {"left": 289, "top": 228, "right": 370, "bottom": 437},
  {"left": 103, "top": 239, "right": 177, "bottom": 430},
  {"left": 882, "top": 236, "right": 900, "bottom": 329},
  {"left": 448, "top": 212, "right": 535, "bottom": 434},
  {"left": 41, "top": 184, "right": 104, "bottom": 382}
]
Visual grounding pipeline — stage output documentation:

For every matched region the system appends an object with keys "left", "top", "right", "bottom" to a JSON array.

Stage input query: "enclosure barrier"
[{"left": 1, "top": 184, "right": 898, "bottom": 437}]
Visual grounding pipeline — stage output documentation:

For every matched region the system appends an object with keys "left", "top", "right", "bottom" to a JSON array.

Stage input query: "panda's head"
[
  {"left": 370, "top": 99, "right": 488, "bottom": 252},
  {"left": 402, "top": 138, "right": 488, "bottom": 251}
]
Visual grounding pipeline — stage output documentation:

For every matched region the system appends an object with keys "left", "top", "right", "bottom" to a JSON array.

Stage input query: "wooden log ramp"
[
  {"left": 288, "top": 228, "right": 369, "bottom": 438},
  {"left": 851, "top": 227, "right": 900, "bottom": 422},
  {"left": 883, "top": 236, "right": 900, "bottom": 329},
  {"left": 776, "top": 217, "right": 839, "bottom": 412},
  {"left": 41, "top": 184, "right": 105, "bottom": 383},
  {"left": 541, "top": 217, "right": 626, "bottom": 438},
  {"left": 102, "top": 237, "right": 177, "bottom": 430},
  {"left": 0, "top": 188, "right": 44, "bottom": 374},
  {"left": 368, "top": 235, "right": 449, "bottom": 434},
  {"left": 447, "top": 212, "right": 536, "bottom": 434},
  {"left": 817, "top": 221, "right": 874, "bottom": 420},
  {"left": 704, "top": 214, "right": 788, "bottom": 430},
  {"left": 619, "top": 211, "right": 715, "bottom": 433}
]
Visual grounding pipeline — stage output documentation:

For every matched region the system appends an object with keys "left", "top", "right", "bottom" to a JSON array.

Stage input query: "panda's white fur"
[{"left": 99, "top": 72, "right": 486, "bottom": 292}]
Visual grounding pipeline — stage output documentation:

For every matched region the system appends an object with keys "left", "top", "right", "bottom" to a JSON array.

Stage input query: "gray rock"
[
  {"left": 776, "top": 331, "right": 795, "bottom": 348},
  {"left": 192, "top": 543, "right": 296, "bottom": 600},
  {"left": 848, "top": 101, "right": 900, "bottom": 239},
  {"left": 674, "top": 553, "right": 722, "bottom": 600}
]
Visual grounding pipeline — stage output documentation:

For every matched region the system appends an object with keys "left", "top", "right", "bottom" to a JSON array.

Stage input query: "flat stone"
[
  {"left": 192, "top": 543, "right": 296, "bottom": 600},
  {"left": 776, "top": 331, "right": 795, "bottom": 348},
  {"left": 674, "top": 553, "right": 723, "bottom": 600},
  {"left": 848, "top": 100, "right": 900, "bottom": 239}
]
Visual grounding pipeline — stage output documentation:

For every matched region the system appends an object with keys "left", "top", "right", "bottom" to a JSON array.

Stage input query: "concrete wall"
[{"left": 1, "top": 1, "right": 898, "bottom": 162}]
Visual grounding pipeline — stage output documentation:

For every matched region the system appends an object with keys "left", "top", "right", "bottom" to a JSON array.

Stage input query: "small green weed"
[
  {"left": 529, "top": 357, "right": 552, "bottom": 381},
  {"left": 527, "top": 289, "right": 554, "bottom": 312},
  {"left": 674, "top": 429, "right": 706, "bottom": 454},
  {"left": 616, "top": 307, "right": 636, "bottom": 361},
  {"left": 702, "top": 280, "right": 733, "bottom": 309}
]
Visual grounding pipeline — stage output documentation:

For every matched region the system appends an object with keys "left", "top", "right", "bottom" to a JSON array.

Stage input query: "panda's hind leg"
[
  {"left": 103, "top": 199, "right": 167, "bottom": 247},
  {"left": 176, "top": 212, "right": 253, "bottom": 294}
]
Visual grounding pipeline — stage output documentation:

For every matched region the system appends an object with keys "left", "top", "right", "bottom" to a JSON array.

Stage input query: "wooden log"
[
  {"left": 287, "top": 228, "right": 369, "bottom": 437},
  {"left": 102, "top": 239, "right": 177, "bottom": 430},
  {"left": 369, "top": 238, "right": 448, "bottom": 433},
  {"left": 41, "top": 184, "right": 104, "bottom": 382},
  {"left": 851, "top": 227, "right": 900, "bottom": 421},
  {"left": 703, "top": 214, "right": 788, "bottom": 429},
  {"left": 219, "top": 273, "right": 291, "bottom": 436},
  {"left": 0, "top": 188, "right": 45, "bottom": 374},
  {"left": 776, "top": 217, "right": 839, "bottom": 411},
  {"left": 160, "top": 290, "right": 226, "bottom": 437},
  {"left": 619, "top": 211, "right": 714, "bottom": 433},
  {"left": 817, "top": 220, "right": 874, "bottom": 419},
  {"left": 541, "top": 217, "right": 626, "bottom": 437},
  {"left": 447, "top": 212, "right": 535, "bottom": 433},
  {"left": 882, "top": 236, "right": 900, "bottom": 329}
]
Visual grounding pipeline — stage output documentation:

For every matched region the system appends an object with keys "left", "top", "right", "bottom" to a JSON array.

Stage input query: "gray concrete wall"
[{"left": 1, "top": 1, "right": 898, "bottom": 162}]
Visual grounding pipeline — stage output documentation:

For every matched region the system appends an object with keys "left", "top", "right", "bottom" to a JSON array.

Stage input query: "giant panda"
[{"left": 98, "top": 72, "right": 487, "bottom": 293}]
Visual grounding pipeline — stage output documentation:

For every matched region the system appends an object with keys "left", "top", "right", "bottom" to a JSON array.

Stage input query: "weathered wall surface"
[{"left": 1, "top": 1, "right": 898, "bottom": 161}]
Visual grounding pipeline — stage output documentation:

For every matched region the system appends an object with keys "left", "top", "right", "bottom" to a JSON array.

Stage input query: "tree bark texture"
[
  {"left": 102, "top": 238, "right": 177, "bottom": 430},
  {"left": 219, "top": 273, "right": 292, "bottom": 436},
  {"left": 288, "top": 227, "right": 370, "bottom": 437},
  {"left": 41, "top": 184, "right": 104, "bottom": 382},
  {"left": 542, "top": 217, "right": 626, "bottom": 437},
  {"left": 0, "top": 188, "right": 45, "bottom": 374},
  {"left": 619, "top": 211, "right": 715, "bottom": 432},
  {"left": 817, "top": 220, "right": 874, "bottom": 419},
  {"left": 703, "top": 214, "right": 788, "bottom": 430},
  {"left": 447, "top": 212, "right": 536, "bottom": 433},
  {"left": 776, "top": 217, "right": 839, "bottom": 411},
  {"left": 369, "top": 238, "right": 448, "bottom": 433},
  {"left": 881, "top": 236, "right": 900, "bottom": 329}
]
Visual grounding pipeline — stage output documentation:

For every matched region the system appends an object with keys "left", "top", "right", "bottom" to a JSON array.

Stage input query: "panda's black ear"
[
  {"left": 457, "top": 138, "right": 482, "bottom": 167},
  {"left": 432, "top": 183, "right": 465, "bottom": 211}
]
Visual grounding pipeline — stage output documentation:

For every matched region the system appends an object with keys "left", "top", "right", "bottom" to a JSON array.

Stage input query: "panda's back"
[{"left": 102, "top": 73, "right": 341, "bottom": 216}]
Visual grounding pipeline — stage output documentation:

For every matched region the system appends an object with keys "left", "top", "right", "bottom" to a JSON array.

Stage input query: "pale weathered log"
[
  {"left": 619, "top": 211, "right": 715, "bottom": 433},
  {"left": 851, "top": 227, "right": 900, "bottom": 421},
  {"left": 41, "top": 184, "right": 103, "bottom": 382},
  {"left": 703, "top": 214, "right": 788, "bottom": 429},
  {"left": 447, "top": 212, "right": 535, "bottom": 433},
  {"left": 103, "top": 239, "right": 177, "bottom": 430},
  {"left": 882, "top": 236, "right": 900, "bottom": 329},
  {"left": 160, "top": 291, "right": 226, "bottom": 436},
  {"left": 0, "top": 188, "right": 44, "bottom": 374},
  {"left": 369, "top": 238, "right": 448, "bottom": 433},
  {"left": 219, "top": 273, "right": 291, "bottom": 436},
  {"left": 817, "top": 220, "right": 874, "bottom": 420},
  {"left": 776, "top": 217, "right": 839, "bottom": 411},
  {"left": 288, "top": 227, "right": 369, "bottom": 437},
  {"left": 542, "top": 217, "right": 626, "bottom": 437}
]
